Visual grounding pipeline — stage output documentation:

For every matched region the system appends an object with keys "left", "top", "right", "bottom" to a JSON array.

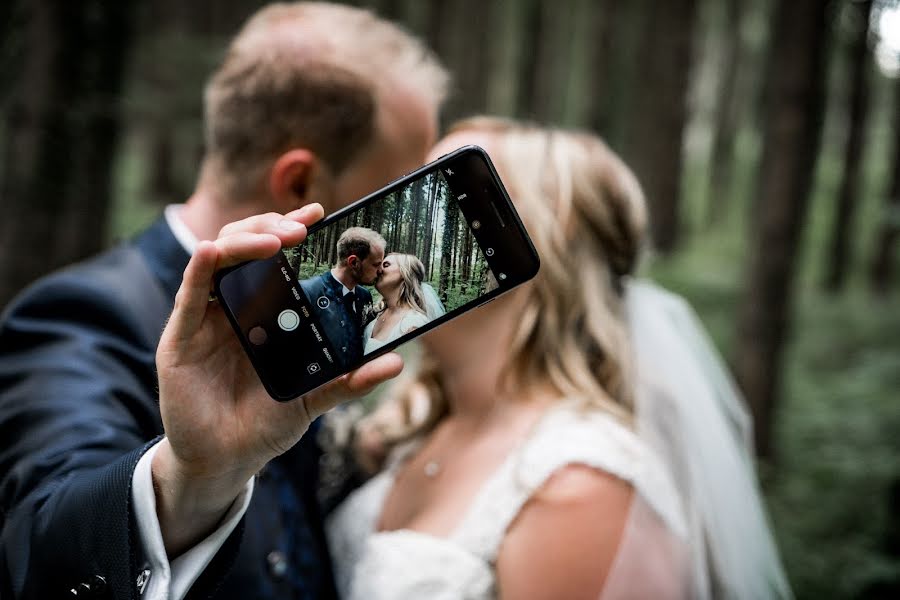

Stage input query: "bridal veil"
[{"left": 605, "top": 280, "right": 792, "bottom": 599}]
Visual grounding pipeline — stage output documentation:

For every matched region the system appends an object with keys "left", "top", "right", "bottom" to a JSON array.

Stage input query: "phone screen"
[{"left": 215, "top": 146, "right": 539, "bottom": 399}]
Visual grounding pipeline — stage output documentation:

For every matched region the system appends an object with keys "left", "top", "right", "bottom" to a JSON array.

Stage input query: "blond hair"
[
  {"left": 203, "top": 2, "right": 449, "bottom": 200},
  {"left": 377, "top": 117, "right": 648, "bottom": 442},
  {"left": 386, "top": 253, "right": 428, "bottom": 315}
]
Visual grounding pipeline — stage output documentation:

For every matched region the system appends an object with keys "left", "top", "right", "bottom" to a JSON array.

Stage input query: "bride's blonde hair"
[
  {"left": 372, "top": 117, "right": 648, "bottom": 441},
  {"left": 385, "top": 253, "right": 428, "bottom": 316}
]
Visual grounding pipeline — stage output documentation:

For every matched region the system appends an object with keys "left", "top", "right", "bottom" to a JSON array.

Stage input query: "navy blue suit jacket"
[
  {"left": 0, "top": 218, "right": 338, "bottom": 599},
  {"left": 299, "top": 272, "right": 373, "bottom": 368}
]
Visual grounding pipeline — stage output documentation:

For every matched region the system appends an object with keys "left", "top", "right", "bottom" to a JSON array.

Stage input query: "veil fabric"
[
  {"left": 614, "top": 280, "right": 792, "bottom": 599},
  {"left": 421, "top": 283, "right": 446, "bottom": 320}
]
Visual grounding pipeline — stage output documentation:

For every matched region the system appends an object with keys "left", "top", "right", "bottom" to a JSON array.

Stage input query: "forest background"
[{"left": 1, "top": 0, "right": 899, "bottom": 596}]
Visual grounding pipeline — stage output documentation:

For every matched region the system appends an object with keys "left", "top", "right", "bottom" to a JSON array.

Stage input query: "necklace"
[{"left": 423, "top": 459, "right": 442, "bottom": 478}]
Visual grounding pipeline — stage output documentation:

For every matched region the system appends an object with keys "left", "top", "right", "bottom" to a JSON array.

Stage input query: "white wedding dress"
[
  {"left": 326, "top": 404, "right": 689, "bottom": 600},
  {"left": 327, "top": 281, "right": 791, "bottom": 599},
  {"left": 364, "top": 309, "right": 430, "bottom": 355}
]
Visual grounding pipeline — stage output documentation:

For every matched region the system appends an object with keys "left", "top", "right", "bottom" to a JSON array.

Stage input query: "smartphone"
[{"left": 214, "top": 146, "right": 540, "bottom": 400}]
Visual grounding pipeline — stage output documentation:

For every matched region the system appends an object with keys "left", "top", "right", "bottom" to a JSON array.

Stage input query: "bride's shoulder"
[
  {"left": 495, "top": 433, "right": 636, "bottom": 598},
  {"left": 398, "top": 308, "right": 429, "bottom": 331},
  {"left": 525, "top": 462, "right": 634, "bottom": 509},
  {"left": 515, "top": 404, "right": 687, "bottom": 536},
  {"left": 517, "top": 406, "right": 647, "bottom": 481}
]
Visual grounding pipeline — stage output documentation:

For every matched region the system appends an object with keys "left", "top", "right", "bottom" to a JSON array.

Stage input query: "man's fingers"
[
  {"left": 218, "top": 204, "right": 323, "bottom": 240},
  {"left": 303, "top": 353, "right": 404, "bottom": 418},
  {"left": 284, "top": 203, "right": 324, "bottom": 226},
  {"left": 209, "top": 203, "right": 327, "bottom": 272},
  {"left": 213, "top": 231, "right": 284, "bottom": 271},
  {"left": 168, "top": 241, "right": 219, "bottom": 341},
  {"left": 342, "top": 353, "right": 405, "bottom": 395}
]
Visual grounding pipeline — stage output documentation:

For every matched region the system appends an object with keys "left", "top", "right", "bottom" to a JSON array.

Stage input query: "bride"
[
  {"left": 328, "top": 118, "right": 791, "bottom": 599},
  {"left": 364, "top": 253, "right": 431, "bottom": 354}
]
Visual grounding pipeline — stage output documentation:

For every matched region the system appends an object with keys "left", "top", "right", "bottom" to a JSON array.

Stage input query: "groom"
[
  {"left": 0, "top": 3, "right": 446, "bottom": 598},
  {"left": 301, "top": 227, "right": 386, "bottom": 366}
]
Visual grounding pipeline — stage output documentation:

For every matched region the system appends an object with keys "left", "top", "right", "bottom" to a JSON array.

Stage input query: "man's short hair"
[
  {"left": 203, "top": 2, "right": 449, "bottom": 200},
  {"left": 337, "top": 227, "right": 386, "bottom": 264}
]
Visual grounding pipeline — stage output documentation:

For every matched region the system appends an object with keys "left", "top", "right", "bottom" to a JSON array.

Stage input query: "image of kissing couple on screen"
[
  {"left": 298, "top": 227, "right": 445, "bottom": 367},
  {"left": 288, "top": 169, "right": 497, "bottom": 368}
]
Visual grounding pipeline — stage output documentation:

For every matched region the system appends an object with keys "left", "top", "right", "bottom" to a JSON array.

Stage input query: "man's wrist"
[{"left": 152, "top": 438, "right": 256, "bottom": 557}]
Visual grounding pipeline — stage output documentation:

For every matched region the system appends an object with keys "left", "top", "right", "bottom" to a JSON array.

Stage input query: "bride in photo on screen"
[{"left": 364, "top": 253, "right": 432, "bottom": 354}]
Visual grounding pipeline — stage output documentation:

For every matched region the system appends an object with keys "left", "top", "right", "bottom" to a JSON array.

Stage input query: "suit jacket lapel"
[{"left": 133, "top": 217, "right": 191, "bottom": 302}]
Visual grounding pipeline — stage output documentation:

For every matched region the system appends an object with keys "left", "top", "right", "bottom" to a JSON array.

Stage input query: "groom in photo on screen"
[{"left": 301, "top": 227, "right": 386, "bottom": 367}]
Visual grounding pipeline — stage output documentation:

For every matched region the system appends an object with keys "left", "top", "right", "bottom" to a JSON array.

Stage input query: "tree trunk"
[
  {"left": 706, "top": 0, "right": 745, "bottom": 225},
  {"left": 583, "top": 0, "right": 618, "bottom": 135},
  {"left": 391, "top": 189, "right": 404, "bottom": 251},
  {"left": 426, "top": 0, "right": 491, "bottom": 124},
  {"left": 734, "top": 0, "right": 830, "bottom": 459},
  {"left": 869, "top": 77, "right": 900, "bottom": 295},
  {"left": 0, "top": 0, "right": 137, "bottom": 309},
  {"left": 459, "top": 230, "right": 473, "bottom": 296},
  {"left": 824, "top": 0, "right": 873, "bottom": 292},
  {"left": 429, "top": 179, "right": 443, "bottom": 281},
  {"left": 149, "top": 121, "right": 177, "bottom": 202},
  {"left": 370, "top": 0, "right": 404, "bottom": 22},
  {"left": 328, "top": 222, "right": 338, "bottom": 266},
  {"left": 484, "top": 0, "right": 520, "bottom": 116},
  {"left": 422, "top": 174, "right": 439, "bottom": 274},
  {"left": 526, "top": 0, "right": 576, "bottom": 123},
  {"left": 407, "top": 178, "right": 422, "bottom": 253},
  {"left": 0, "top": 1, "right": 20, "bottom": 97},
  {"left": 515, "top": 0, "right": 543, "bottom": 120},
  {"left": 438, "top": 201, "right": 458, "bottom": 301},
  {"left": 625, "top": 0, "right": 697, "bottom": 254},
  {"left": 449, "top": 213, "right": 460, "bottom": 290}
]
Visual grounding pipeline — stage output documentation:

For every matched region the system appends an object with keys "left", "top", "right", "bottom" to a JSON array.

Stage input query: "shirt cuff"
[{"left": 131, "top": 439, "right": 254, "bottom": 600}]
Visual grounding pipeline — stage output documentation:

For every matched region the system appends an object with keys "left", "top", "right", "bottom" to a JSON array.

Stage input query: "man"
[
  {"left": 301, "top": 227, "right": 386, "bottom": 366},
  {"left": 0, "top": 3, "right": 447, "bottom": 598}
]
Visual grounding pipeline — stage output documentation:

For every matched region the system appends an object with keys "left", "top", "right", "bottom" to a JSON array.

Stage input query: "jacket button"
[
  {"left": 268, "top": 550, "right": 288, "bottom": 578},
  {"left": 136, "top": 568, "right": 151, "bottom": 595},
  {"left": 69, "top": 577, "right": 106, "bottom": 598},
  {"left": 67, "top": 582, "right": 92, "bottom": 597},
  {"left": 90, "top": 576, "right": 107, "bottom": 596}
]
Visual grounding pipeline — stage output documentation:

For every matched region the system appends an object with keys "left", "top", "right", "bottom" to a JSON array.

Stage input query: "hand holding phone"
[{"left": 152, "top": 204, "right": 404, "bottom": 553}]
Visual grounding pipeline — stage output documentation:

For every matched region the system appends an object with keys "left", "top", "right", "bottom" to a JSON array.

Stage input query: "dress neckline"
[
  {"left": 370, "top": 402, "right": 588, "bottom": 542},
  {"left": 369, "top": 309, "right": 405, "bottom": 343}
]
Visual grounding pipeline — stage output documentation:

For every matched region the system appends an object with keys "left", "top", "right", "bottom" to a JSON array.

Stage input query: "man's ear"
[
  {"left": 268, "top": 149, "right": 332, "bottom": 213},
  {"left": 347, "top": 255, "right": 359, "bottom": 269}
]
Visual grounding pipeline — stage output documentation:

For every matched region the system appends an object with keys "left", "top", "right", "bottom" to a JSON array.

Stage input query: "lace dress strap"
[{"left": 449, "top": 406, "right": 687, "bottom": 563}]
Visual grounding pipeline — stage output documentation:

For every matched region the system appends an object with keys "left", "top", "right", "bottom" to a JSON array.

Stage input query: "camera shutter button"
[{"left": 277, "top": 309, "right": 300, "bottom": 331}]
